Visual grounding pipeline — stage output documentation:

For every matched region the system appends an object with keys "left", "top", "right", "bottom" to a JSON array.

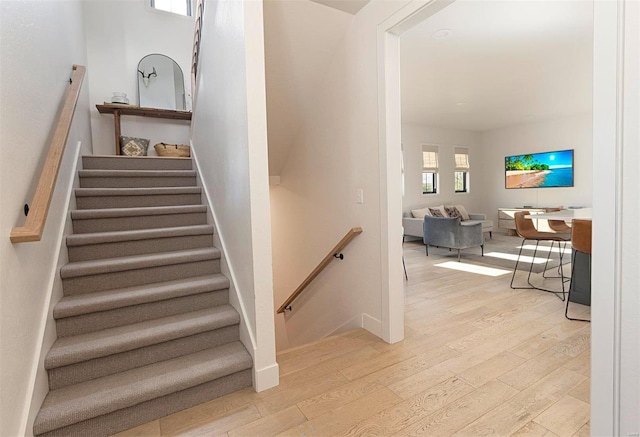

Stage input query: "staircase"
[{"left": 33, "top": 156, "right": 252, "bottom": 437}]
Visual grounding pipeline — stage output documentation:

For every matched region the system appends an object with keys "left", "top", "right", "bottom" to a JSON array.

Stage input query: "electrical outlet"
[{"left": 356, "top": 189, "right": 364, "bottom": 204}]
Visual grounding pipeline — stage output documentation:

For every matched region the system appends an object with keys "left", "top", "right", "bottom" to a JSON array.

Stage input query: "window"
[
  {"left": 454, "top": 147, "right": 470, "bottom": 193},
  {"left": 150, "top": 0, "right": 192, "bottom": 17},
  {"left": 422, "top": 145, "right": 439, "bottom": 194}
]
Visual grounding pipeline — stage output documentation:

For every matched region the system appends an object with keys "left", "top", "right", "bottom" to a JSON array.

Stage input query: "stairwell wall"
[
  {"left": 0, "top": 2, "right": 92, "bottom": 435},
  {"left": 190, "top": 0, "right": 278, "bottom": 391},
  {"left": 270, "top": 0, "right": 411, "bottom": 351}
]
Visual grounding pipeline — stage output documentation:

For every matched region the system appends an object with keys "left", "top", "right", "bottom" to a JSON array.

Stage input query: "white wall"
[
  {"left": 270, "top": 0, "right": 412, "bottom": 351},
  {"left": 590, "top": 1, "right": 639, "bottom": 434},
  {"left": 263, "top": 0, "right": 352, "bottom": 176},
  {"left": 619, "top": 3, "right": 639, "bottom": 432},
  {"left": 401, "top": 123, "right": 482, "bottom": 213},
  {"left": 191, "top": 0, "right": 278, "bottom": 391},
  {"left": 475, "top": 113, "right": 593, "bottom": 230},
  {"left": 0, "top": 2, "right": 92, "bottom": 435},
  {"left": 83, "top": 1, "right": 193, "bottom": 155}
]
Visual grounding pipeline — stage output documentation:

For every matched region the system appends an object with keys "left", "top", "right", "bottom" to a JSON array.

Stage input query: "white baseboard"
[
  {"left": 362, "top": 313, "right": 383, "bottom": 338},
  {"left": 253, "top": 362, "right": 279, "bottom": 392}
]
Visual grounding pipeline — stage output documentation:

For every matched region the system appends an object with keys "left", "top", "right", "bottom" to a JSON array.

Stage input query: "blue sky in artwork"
[{"left": 511, "top": 150, "right": 573, "bottom": 169}]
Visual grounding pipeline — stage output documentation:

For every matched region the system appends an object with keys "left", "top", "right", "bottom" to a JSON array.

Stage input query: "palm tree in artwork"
[{"left": 523, "top": 154, "right": 535, "bottom": 168}]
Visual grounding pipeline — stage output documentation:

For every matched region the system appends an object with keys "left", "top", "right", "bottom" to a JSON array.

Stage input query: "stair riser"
[
  {"left": 39, "top": 369, "right": 252, "bottom": 437},
  {"left": 56, "top": 289, "right": 229, "bottom": 337},
  {"left": 62, "top": 259, "right": 220, "bottom": 296},
  {"left": 82, "top": 156, "right": 192, "bottom": 171},
  {"left": 48, "top": 326, "right": 239, "bottom": 390},
  {"left": 76, "top": 193, "right": 202, "bottom": 210},
  {"left": 79, "top": 176, "right": 197, "bottom": 188},
  {"left": 68, "top": 234, "right": 213, "bottom": 262},
  {"left": 72, "top": 212, "right": 207, "bottom": 233}
]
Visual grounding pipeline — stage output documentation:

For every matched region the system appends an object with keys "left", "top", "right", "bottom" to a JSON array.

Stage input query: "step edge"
[
  {"left": 66, "top": 225, "right": 214, "bottom": 246},
  {"left": 78, "top": 170, "right": 196, "bottom": 177},
  {"left": 60, "top": 247, "right": 221, "bottom": 279},
  {"left": 71, "top": 205, "right": 206, "bottom": 219},
  {"left": 54, "top": 274, "right": 230, "bottom": 319},
  {"left": 75, "top": 187, "right": 201, "bottom": 196},
  {"left": 45, "top": 306, "right": 240, "bottom": 369}
]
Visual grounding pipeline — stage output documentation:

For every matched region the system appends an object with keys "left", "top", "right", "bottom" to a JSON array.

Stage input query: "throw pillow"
[
  {"left": 120, "top": 136, "right": 150, "bottom": 156},
  {"left": 444, "top": 206, "right": 463, "bottom": 219},
  {"left": 411, "top": 207, "right": 432, "bottom": 219},
  {"left": 454, "top": 204, "right": 471, "bottom": 221},
  {"left": 428, "top": 206, "right": 447, "bottom": 218}
]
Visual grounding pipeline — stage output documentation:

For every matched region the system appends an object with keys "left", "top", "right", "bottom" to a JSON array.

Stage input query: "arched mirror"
[{"left": 137, "top": 54, "right": 186, "bottom": 110}]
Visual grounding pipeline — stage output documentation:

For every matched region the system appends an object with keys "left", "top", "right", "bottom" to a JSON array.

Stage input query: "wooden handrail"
[
  {"left": 10, "top": 65, "right": 86, "bottom": 243},
  {"left": 276, "top": 227, "right": 363, "bottom": 314}
]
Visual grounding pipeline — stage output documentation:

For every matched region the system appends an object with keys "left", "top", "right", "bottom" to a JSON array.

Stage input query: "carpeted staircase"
[{"left": 33, "top": 156, "right": 252, "bottom": 437}]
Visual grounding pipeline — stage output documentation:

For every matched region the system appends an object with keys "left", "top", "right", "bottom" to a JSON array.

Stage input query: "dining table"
[
  {"left": 525, "top": 207, "right": 592, "bottom": 306},
  {"left": 525, "top": 207, "right": 593, "bottom": 222}
]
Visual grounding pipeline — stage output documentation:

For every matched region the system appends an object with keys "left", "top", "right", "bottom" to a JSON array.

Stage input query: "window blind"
[
  {"left": 454, "top": 147, "right": 469, "bottom": 171},
  {"left": 422, "top": 145, "right": 439, "bottom": 172}
]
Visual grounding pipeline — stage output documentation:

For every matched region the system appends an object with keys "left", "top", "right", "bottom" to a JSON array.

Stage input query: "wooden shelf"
[
  {"left": 96, "top": 104, "right": 192, "bottom": 154},
  {"left": 96, "top": 104, "right": 192, "bottom": 120}
]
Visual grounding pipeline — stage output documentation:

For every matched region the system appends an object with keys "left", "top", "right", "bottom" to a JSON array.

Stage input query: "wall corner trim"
[{"left": 253, "top": 362, "right": 280, "bottom": 392}]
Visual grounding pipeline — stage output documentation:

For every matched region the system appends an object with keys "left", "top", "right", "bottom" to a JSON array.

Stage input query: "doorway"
[{"left": 377, "top": 0, "right": 625, "bottom": 434}]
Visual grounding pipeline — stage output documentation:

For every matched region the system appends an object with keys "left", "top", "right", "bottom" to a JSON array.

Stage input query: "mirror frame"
[{"left": 137, "top": 53, "right": 186, "bottom": 110}]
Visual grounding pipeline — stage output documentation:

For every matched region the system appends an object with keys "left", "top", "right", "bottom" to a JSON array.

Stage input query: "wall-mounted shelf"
[{"left": 96, "top": 104, "right": 192, "bottom": 155}]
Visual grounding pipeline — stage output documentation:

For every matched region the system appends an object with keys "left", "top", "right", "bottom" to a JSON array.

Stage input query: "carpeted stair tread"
[
  {"left": 66, "top": 225, "right": 213, "bottom": 247},
  {"left": 71, "top": 205, "right": 206, "bottom": 220},
  {"left": 45, "top": 306, "right": 240, "bottom": 369},
  {"left": 60, "top": 247, "right": 220, "bottom": 279},
  {"left": 78, "top": 169, "right": 197, "bottom": 178},
  {"left": 82, "top": 155, "right": 192, "bottom": 170},
  {"left": 54, "top": 274, "right": 230, "bottom": 320},
  {"left": 34, "top": 342, "right": 251, "bottom": 436},
  {"left": 75, "top": 186, "right": 201, "bottom": 197}
]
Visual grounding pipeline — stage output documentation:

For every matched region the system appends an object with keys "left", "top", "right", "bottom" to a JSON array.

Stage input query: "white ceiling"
[{"left": 400, "top": 1, "right": 594, "bottom": 132}]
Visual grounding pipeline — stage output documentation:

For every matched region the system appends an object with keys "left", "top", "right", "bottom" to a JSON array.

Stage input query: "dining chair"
[
  {"left": 544, "top": 207, "right": 573, "bottom": 234},
  {"left": 566, "top": 219, "right": 591, "bottom": 322},
  {"left": 510, "top": 211, "right": 570, "bottom": 300},
  {"left": 542, "top": 207, "right": 572, "bottom": 279}
]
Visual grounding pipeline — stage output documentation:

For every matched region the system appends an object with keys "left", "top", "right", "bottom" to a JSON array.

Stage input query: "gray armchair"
[{"left": 423, "top": 216, "right": 484, "bottom": 261}]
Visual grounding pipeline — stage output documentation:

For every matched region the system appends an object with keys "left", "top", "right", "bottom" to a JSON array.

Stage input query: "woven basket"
[{"left": 154, "top": 143, "right": 190, "bottom": 157}]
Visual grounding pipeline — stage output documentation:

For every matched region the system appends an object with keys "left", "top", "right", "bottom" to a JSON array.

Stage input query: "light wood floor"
[{"left": 114, "top": 234, "right": 591, "bottom": 437}]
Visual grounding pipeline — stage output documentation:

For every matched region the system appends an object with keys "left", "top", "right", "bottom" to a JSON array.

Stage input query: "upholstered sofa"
[
  {"left": 403, "top": 204, "right": 493, "bottom": 239},
  {"left": 423, "top": 216, "right": 485, "bottom": 261}
]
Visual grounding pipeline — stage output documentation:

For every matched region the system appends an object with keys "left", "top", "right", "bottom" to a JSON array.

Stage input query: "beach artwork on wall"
[{"left": 505, "top": 149, "right": 574, "bottom": 189}]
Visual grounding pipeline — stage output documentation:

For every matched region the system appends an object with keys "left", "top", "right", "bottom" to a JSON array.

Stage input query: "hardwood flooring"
[{"left": 113, "top": 234, "right": 591, "bottom": 437}]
